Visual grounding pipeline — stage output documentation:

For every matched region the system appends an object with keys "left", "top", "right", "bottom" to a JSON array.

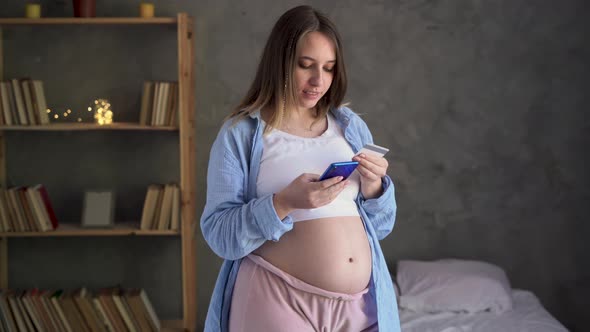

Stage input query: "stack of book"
[
  {"left": 139, "top": 81, "right": 179, "bottom": 127},
  {"left": 0, "top": 78, "right": 50, "bottom": 126},
  {"left": 0, "top": 185, "right": 58, "bottom": 233},
  {"left": 0, "top": 287, "right": 160, "bottom": 332},
  {"left": 139, "top": 183, "right": 180, "bottom": 231}
]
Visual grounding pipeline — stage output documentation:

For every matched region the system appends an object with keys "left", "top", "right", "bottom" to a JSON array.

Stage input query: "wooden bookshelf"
[
  {"left": 0, "top": 17, "right": 177, "bottom": 25},
  {"left": 0, "top": 13, "right": 197, "bottom": 331},
  {"left": 0, "top": 123, "right": 178, "bottom": 131}
]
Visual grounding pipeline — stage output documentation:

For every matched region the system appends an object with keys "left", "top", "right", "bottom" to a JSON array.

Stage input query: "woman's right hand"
[{"left": 273, "top": 174, "right": 348, "bottom": 219}]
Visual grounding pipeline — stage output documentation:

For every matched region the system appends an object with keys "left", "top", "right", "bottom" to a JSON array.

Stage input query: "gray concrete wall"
[{"left": 2, "top": 1, "right": 588, "bottom": 330}]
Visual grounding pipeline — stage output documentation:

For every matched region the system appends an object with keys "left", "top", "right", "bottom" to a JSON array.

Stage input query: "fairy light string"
[{"left": 46, "top": 98, "right": 113, "bottom": 125}]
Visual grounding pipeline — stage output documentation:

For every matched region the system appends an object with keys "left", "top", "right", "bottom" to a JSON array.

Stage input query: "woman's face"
[{"left": 292, "top": 31, "right": 336, "bottom": 112}]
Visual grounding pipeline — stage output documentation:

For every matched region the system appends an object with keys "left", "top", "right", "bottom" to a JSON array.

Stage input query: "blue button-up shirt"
[{"left": 201, "top": 106, "right": 401, "bottom": 331}]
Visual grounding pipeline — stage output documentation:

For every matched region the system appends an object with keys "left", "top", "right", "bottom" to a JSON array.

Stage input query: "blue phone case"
[{"left": 319, "top": 161, "right": 359, "bottom": 181}]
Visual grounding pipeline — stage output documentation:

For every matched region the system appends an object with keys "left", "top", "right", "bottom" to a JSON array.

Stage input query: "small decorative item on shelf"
[
  {"left": 139, "top": 3, "right": 155, "bottom": 18},
  {"left": 81, "top": 191, "right": 115, "bottom": 228},
  {"left": 93, "top": 98, "right": 114, "bottom": 125},
  {"left": 72, "top": 0, "right": 96, "bottom": 18},
  {"left": 46, "top": 98, "right": 112, "bottom": 124},
  {"left": 25, "top": 3, "right": 41, "bottom": 18}
]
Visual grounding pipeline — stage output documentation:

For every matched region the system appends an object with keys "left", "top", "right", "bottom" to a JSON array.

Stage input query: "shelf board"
[
  {"left": 0, "top": 122, "right": 178, "bottom": 131},
  {"left": 0, "top": 222, "right": 179, "bottom": 237},
  {"left": 0, "top": 17, "right": 177, "bottom": 25}
]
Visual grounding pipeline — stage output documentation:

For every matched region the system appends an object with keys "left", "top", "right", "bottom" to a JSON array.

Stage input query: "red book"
[{"left": 35, "top": 184, "right": 59, "bottom": 230}]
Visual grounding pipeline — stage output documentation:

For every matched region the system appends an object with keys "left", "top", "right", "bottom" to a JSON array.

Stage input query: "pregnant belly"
[{"left": 253, "top": 216, "right": 372, "bottom": 294}]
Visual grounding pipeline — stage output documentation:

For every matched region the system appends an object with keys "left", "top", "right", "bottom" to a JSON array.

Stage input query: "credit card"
[{"left": 357, "top": 143, "right": 389, "bottom": 157}]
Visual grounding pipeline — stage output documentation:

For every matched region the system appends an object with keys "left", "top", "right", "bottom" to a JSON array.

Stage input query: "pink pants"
[{"left": 229, "top": 254, "right": 378, "bottom": 332}]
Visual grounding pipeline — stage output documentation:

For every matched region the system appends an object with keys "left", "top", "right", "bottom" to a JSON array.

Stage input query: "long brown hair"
[{"left": 228, "top": 5, "right": 348, "bottom": 132}]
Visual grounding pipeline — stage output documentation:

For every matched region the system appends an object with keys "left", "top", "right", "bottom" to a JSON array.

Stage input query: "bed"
[{"left": 394, "top": 259, "right": 568, "bottom": 332}]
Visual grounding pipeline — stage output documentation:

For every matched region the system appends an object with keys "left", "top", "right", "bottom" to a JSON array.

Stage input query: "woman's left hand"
[{"left": 352, "top": 153, "right": 388, "bottom": 199}]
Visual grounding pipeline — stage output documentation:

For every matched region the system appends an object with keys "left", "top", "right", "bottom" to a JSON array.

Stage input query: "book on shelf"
[
  {"left": 0, "top": 185, "right": 58, "bottom": 233},
  {"left": 19, "top": 187, "right": 38, "bottom": 231},
  {"left": 0, "top": 287, "right": 160, "bottom": 332},
  {"left": 91, "top": 296, "right": 114, "bottom": 332},
  {"left": 28, "top": 289, "right": 54, "bottom": 331},
  {"left": 36, "top": 184, "right": 59, "bottom": 230},
  {"left": 170, "top": 184, "right": 180, "bottom": 231},
  {"left": 0, "top": 78, "right": 49, "bottom": 126},
  {"left": 0, "top": 81, "right": 16, "bottom": 125},
  {"left": 139, "top": 183, "right": 180, "bottom": 231},
  {"left": 50, "top": 290, "right": 75, "bottom": 332},
  {"left": 25, "top": 187, "right": 51, "bottom": 232},
  {"left": 31, "top": 80, "right": 50, "bottom": 125},
  {"left": 20, "top": 292, "right": 37, "bottom": 331},
  {"left": 60, "top": 290, "right": 90, "bottom": 331},
  {"left": 139, "top": 184, "right": 162, "bottom": 230},
  {"left": 0, "top": 189, "right": 13, "bottom": 232},
  {"left": 156, "top": 184, "right": 174, "bottom": 231},
  {"left": 0, "top": 290, "right": 19, "bottom": 332},
  {"left": 20, "top": 79, "right": 37, "bottom": 125},
  {"left": 39, "top": 290, "right": 64, "bottom": 332},
  {"left": 10, "top": 79, "right": 27, "bottom": 125},
  {"left": 97, "top": 288, "right": 127, "bottom": 332},
  {"left": 139, "top": 80, "right": 179, "bottom": 127},
  {"left": 112, "top": 288, "right": 140, "bottom": 332},
  {"left": 0, "top": 84, "right": 4, "bottom": 126},
  {"left": 73, "top": 288, "right": 105, "bottom": 332},
  {"left": 5, "top": 290, "right": 30, "bottom": 332},
  {"left": 0, "top": 82, "right": 10, "bottom": 125},
  {"left": 123, "top": 289, "right": 153, "bottom": 332},
  {"left": 6, "top": 187, "right": 29, "bottom": 232}
]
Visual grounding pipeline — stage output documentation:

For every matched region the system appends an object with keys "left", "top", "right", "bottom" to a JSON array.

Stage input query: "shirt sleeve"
[
  {"left": 200, "top": 127, "right": 294, "bottom": 260},
  {"left": 344, "top": 109, "right": 397, "bottom": 240},
  {"left": 358, "top": 175, "right": 397, "bottom": 240}
]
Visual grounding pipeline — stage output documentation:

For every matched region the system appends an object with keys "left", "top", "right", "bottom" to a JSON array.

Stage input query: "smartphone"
[
  {"left": 356, "top": 143, "right": 389, "bottom": 158},
  {"left": 318, "top": 161, "right": 359, "bottom": 181}
]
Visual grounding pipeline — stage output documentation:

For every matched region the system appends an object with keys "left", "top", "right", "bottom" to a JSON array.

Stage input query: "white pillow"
[{"left": 396, "top": 259, "right": 513, "bottom": 313}]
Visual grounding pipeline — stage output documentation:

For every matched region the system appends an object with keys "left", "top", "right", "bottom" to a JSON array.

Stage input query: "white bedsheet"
[{"left": 399, "top": 289, "right": 568, "bottom": 332}]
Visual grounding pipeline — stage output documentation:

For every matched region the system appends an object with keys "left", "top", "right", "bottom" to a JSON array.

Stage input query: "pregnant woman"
[{"left": 201, "top": 5, "right": 400, "bottom": 332}]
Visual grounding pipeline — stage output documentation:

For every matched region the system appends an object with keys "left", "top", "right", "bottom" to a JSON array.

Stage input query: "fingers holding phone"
[
  {"left": 317, "top": 175, "right": 350, "bottom": 204},
  {"left": 273, "top": 173, "right": 348, "bottom": 218}
]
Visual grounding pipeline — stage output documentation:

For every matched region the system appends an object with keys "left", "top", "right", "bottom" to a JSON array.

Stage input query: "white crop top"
[{"left": 257, "top": 114, "right": 361, "bottom": 222}]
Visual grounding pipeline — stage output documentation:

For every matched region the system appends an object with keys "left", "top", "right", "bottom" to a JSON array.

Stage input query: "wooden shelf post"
[{"left": 178, "top": 12, "right": 197, "bottom": 332}]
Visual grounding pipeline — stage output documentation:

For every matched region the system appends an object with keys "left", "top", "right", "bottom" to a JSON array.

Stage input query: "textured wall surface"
[{"left": 2, "top": 1, "right": 588, "bottom": 330}]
